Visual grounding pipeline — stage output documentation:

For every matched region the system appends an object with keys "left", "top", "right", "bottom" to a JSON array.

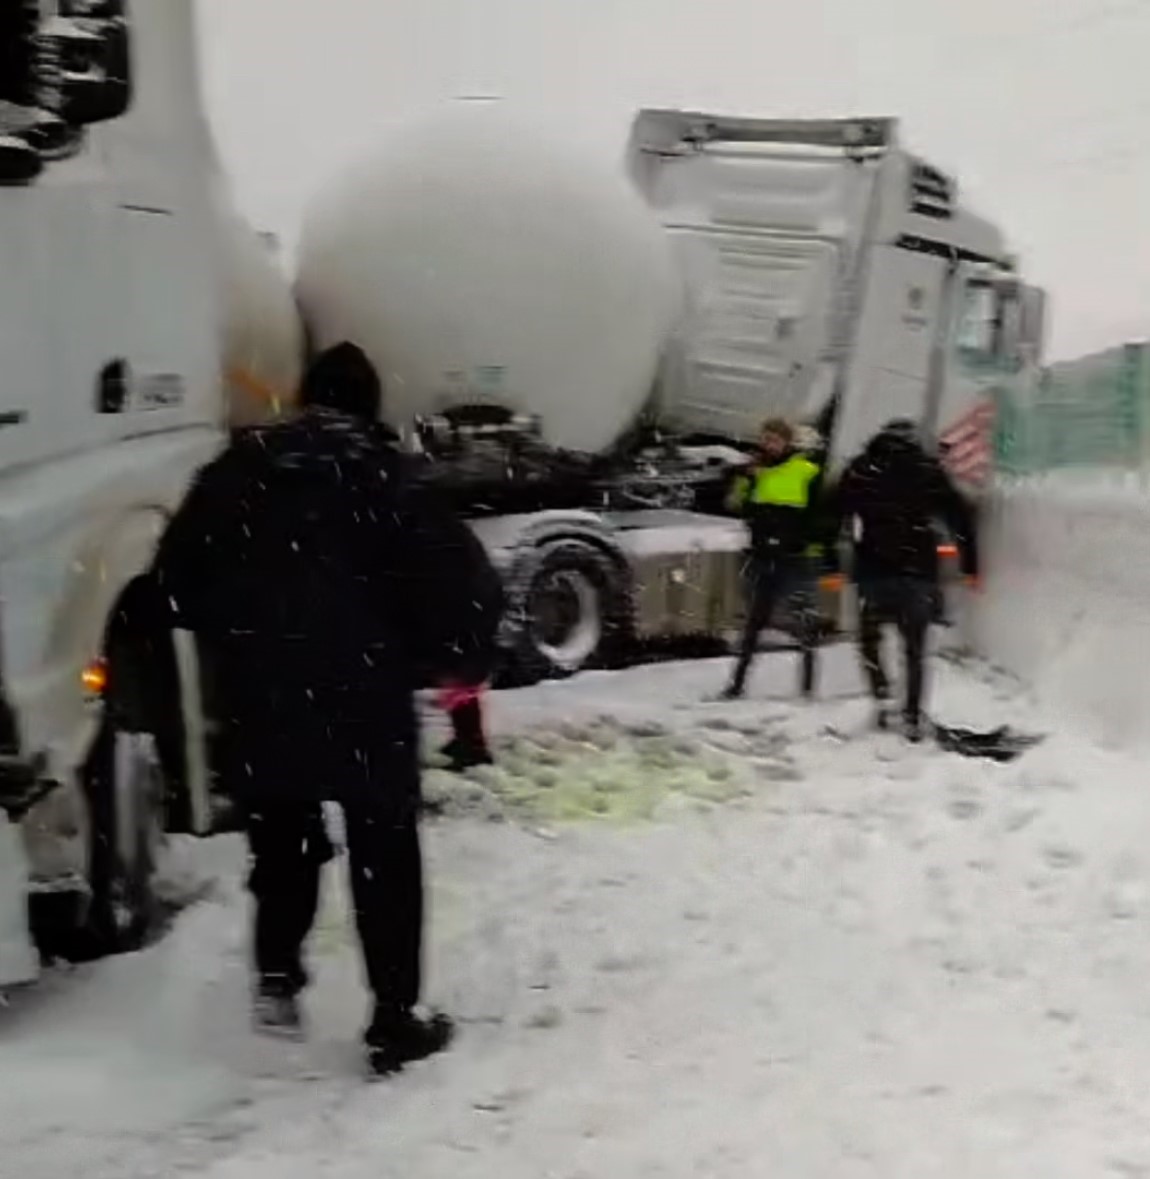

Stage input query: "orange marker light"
[
  {"left": 81, "top": 659, "right": 108, "bottom": 697},
  {"left": 937, "top": 544, "right": 958, "bottom": 558},
  {"left": 227, "top": 366, "right": 285, "bottom": 416}
]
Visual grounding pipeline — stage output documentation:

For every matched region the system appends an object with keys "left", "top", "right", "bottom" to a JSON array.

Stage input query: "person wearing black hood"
[
  {"left": 827, "top": 419, "right": 979, "bottom": 741},
  {"left": 151, "top": 342, "right": 503, "bottom": 1075}
]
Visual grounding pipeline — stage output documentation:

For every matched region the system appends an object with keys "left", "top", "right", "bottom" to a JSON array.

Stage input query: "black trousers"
[
  {"left": 857, "top": 577, "right": 935, "bottom": 724},
  {"left": 245, "top": 799, "right": 423, "bottom": 1016},
  {"left": 731, "top": 556, "right": 818, "bottom": 695}
]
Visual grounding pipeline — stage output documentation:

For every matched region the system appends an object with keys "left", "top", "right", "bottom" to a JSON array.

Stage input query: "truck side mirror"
[{"left": 54, "top": 9, "right": 132, "bottom": 127}]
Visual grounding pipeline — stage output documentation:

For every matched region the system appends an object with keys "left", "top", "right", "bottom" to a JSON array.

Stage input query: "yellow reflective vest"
[
  {"left": 727, "top": 455, "right": 821, "bottom": 510},
  {"left": 727, "top": 455, "right": 824, "bottom": 559}
]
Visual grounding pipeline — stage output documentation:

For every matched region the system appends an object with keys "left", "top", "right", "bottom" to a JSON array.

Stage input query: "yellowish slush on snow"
[{"left": 423, "top": 716, "right": 799, "bottom": 825}]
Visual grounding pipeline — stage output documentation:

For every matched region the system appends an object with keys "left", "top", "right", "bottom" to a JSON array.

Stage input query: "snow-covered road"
[{"left": 5, "top": 648, "right": 1150, "bottom": 1178}]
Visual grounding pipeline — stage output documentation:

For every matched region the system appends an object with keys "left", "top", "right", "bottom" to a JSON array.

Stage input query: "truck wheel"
[
  {"left": 81, "top": 651, "right": 169, "bottom": 956},
  {"left": 511, "top": 539, "right": 630, "bottom": 683},
  {"left": 86, "top": 727, "right": 166, "bottom": 953},
  {"left": 30, "top": 724, "right": 166, "bottom": 964}
]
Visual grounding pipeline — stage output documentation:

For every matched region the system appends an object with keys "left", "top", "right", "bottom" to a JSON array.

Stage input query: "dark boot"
[
  {"left": 0, "top": 130, "right": 40, "bottom": 182},
  {"left": 872, "top": 691, "right": 896, "bottom": 732},
  {"left": 903, "top": 710, "right": 926, "bottom": 745},
  {"left": 442, "top": 698, "right": 493, "bottom": 771},
  {"left": 365, "top": 1007, "right": 454, "bottom": 1076},
  {"left": 799, "top": 640, "right": 817, "bottom": 700},
  {"left": 440, "top": 737, "right": 494, "bottom": 771},
  {"left": 252, "top": 975, "right": 305, "bottom": 1040}
]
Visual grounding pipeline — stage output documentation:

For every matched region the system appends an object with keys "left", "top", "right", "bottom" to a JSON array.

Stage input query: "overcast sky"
[{"left": 196, "top": 0, "right": 1149, "bottom": 360}]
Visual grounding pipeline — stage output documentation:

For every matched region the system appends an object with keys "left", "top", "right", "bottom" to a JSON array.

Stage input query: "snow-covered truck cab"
[
  {"left": 0, "top": 0, "right": 300, "bottom": 988},
  {"left": 626, "top": 110, "right": 1045, "bottom": 487}
]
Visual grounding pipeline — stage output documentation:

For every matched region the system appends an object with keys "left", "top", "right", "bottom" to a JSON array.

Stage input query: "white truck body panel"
[
  {"left": 832, "top": 244, "right": 953, "bottom": 465},
  {"left": 0, "top": 430, "right": 219, "bottom": 769},
  {"left": 0, "top": 3, "right": 221, "bottom": 479},
  {"left": 0, "top": 0, "right": 222, "bottom": 768},
  {"left": 0, "top": 0, "right": 296, "bottom": 987}
]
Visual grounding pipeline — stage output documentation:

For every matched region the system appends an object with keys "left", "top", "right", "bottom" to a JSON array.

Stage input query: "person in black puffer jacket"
[
  {"left": 151, "top": 342, "right": 502, "bottom": 1075},
  {"left": 826, "top": 419, "right": 979, "bottom": 741}
]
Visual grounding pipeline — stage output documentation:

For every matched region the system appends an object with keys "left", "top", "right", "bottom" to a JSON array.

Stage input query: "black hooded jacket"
[
  {"left": 827, "top": 426, "right": 979, "bottom": 584},
  {"left": 151, "top": 349, "right": 503, "bottom": 808}
]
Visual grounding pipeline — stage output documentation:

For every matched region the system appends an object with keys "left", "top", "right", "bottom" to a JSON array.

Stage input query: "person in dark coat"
[
  {"left": 826, "top": 419, "right": 979, "bottom": 741},
  {"left": 721, "top": 417, "right": 825, "bottom": 700},
  {"left": 151, "top": 342, "right": 503, "bottom": 1075}
]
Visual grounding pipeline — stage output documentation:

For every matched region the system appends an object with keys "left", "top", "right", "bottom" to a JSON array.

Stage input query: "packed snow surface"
[{"left": 5, "top": 647, "right": 1150, "bottom": 1178}]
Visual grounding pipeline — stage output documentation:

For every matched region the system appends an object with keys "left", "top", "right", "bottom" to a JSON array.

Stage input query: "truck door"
[
  {"left": 831, "top": 244, "right": 952, "bottom": 466},
  {"left": 933, "top": 269, "right": 1039, "bottom": 490}
]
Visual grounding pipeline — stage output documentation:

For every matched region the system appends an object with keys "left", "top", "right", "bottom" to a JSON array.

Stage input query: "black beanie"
[{"left": 300, "top": 342, "right": 382, "bottom": 422}]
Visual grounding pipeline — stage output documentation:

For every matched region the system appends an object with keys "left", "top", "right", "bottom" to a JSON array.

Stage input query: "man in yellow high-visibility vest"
[{"left": 721, "top": 417, "right": 825, "bottom": 700}]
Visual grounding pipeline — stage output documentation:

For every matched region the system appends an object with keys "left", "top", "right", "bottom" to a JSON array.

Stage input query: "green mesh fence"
[{"left": 994, "top": 343, "right": 1150, "bottom": 477}]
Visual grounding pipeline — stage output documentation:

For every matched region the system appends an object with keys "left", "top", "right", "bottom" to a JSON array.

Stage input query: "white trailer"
[{"left": 0, "top": 0, "right": 300, "bottom": 987}]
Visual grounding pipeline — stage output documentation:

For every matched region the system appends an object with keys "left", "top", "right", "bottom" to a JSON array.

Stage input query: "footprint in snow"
[
  {"left": 595, "top": 953, "right": 649, "bottom": 974},
  {"left": 621, "top": 720, "right": 669, "bottom": 739},
  {"left": 948, "top": 798, "right": 984, "bottom": 821},
  {"left": 524, "top": 1005, "right": 563, "bottom": 1030},
  {"left": 1003, "top": 806, "right": 1040, "bottom": 833},
  {"left": 1044, "top": 845, "right": 1084, "bottom": 871}
]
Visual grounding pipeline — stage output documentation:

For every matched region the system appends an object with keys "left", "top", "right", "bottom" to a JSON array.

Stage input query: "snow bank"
[{"left": 970, "top": 476, "right": 1150, "bottom": 751}]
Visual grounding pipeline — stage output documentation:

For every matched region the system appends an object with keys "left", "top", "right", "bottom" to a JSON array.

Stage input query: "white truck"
[
  {"left": 296, "top": 104, "right": 1046, "bottom": 683},
  {"left": 0, "top": 0, "right": 301, "bottom": 987}
]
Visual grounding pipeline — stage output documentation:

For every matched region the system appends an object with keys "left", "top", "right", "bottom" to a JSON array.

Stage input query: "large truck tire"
[
  {"left": 504, "top": 538, "right": 632, "bottom": 686},
  {"left": 81, "top": 714, "right": 167, "bottom": 956},
  {"left": 28, "top": 655, "right": 168, "bottom": 963}
]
